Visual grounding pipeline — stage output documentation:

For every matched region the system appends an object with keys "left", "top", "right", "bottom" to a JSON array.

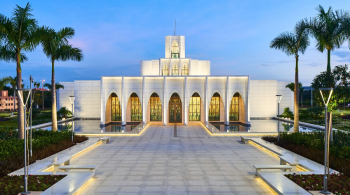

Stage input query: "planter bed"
[
  {"left": 286, "top": 173, "right": 350, "bottom": 195},
  {"left": 0, "top": 129, "right": 88, "bottom": 178},
  {"left": 262, "top": 132, "right": 350, "bottom": 177},
  {"left": 0, "top": 175, "right": 66, "bottom": 195}
]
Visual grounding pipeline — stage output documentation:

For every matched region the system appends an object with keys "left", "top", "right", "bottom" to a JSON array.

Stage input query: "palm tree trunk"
[
  {"left": 51, "top": 59, "right": 58, "bottom": 131},
  {"left": 294, "top": 55, "right": 299, "bottom": 133},
  {"left": 17, "top": 51, "right": 24, "bottom": 139},
  {"left": 327, "top": 49, "right": 331, "bottom": 76}
]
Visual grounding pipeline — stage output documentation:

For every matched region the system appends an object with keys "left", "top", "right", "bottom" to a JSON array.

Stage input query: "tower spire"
[{"left": 174, "top": 19, "right": 176, "bottom": 35}]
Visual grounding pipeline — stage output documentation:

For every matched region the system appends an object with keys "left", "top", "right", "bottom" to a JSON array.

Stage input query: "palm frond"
[
  {"left": 56, "top": 44, "right": 83, "bottom": 62},
  {"left": 57, "top": 27, "right": 75, "bottom": 44},
  {"left": 270, "top": 32, "right": 296, "bottom": 56}
]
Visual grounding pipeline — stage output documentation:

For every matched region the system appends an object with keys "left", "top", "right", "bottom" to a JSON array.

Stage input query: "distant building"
[{"left": 0, "top": 90, "right": 18, "bottom": 111}]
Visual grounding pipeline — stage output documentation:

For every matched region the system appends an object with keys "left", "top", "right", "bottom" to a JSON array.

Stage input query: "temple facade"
[{"left": 57, "top": 35, "right": 294, "bottom": 126}]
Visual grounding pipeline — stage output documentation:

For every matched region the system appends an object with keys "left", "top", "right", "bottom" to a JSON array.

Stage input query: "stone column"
[
  {"left": 121, "top": 77, "right": 126, "bottom": 125},
  {"left": 100, "top": 77, "right": 104, "bottom": 125},
  {"left": 204, "top": 77, "right": 208, "bottom": 124},
  {"left": 184, "top": 77, "right": 188, "bottom": 125},
  {"left": 225, "top": 76, "right": 229, "bottom": 125},
  {"left": 163, "top": 77, "right": 167, "bottom": 126},
  {"left": 142, "top": 77, "right": 146, "bottom": 124}
]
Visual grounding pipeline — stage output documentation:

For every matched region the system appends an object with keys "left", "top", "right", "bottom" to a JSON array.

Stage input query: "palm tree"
[
  {"left": 0, "top": 77, "right": 10, "bottom": 91},
  {"left": 0, "top": 3, "right": 44, "bottom": 139},
  {"left": 270, "top": 20, "right": 310, "bottom": 132},
  {"left": 41, "top": 27, "right": 83, "bottom": 131},
  {"left": 308, "top": 5, "right": 349, "bottom": 76},
  {"left": 44, "top": 83, "right": 65, "bottom": 91}
]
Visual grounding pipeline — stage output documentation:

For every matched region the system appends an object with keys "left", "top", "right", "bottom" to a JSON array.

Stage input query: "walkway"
[{"left": 74, "top": 123, "right": 280, "bottom": 195}]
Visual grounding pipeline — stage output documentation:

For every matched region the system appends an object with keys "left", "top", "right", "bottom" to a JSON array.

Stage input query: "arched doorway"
[
  {"left": 169, "top": 93, "right": 182, "bottom": 123},
  {"left": 189, "top": 92, "right": 201, "bottom": 121},
  {"left": 209, "top": 92, "right": 222, "bottom": 121},
  {"left": 105, "top": 93, "right": 121, "bottom": 123},
  {"left": 229, "top": 93, "right": 239, "bottom": 121},
  {"left": 149, "top": 93, "right": 162, "bottom": 121},
  {"left": 128, "top": 93, "right": 142, "bottom": 121}
]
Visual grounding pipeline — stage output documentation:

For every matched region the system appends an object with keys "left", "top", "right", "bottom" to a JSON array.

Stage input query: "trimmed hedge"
[{"left": 0, "top": 129, "right": 88, "bottom": 178}]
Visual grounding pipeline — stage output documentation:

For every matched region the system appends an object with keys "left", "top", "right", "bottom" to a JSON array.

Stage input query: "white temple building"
[{"left": 57, "top": 34, "right": 294, "bottom": 126}]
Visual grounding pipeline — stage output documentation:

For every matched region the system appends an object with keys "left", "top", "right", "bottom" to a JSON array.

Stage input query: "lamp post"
[
  {"left": 319, "top": 88, "right": 333, "bottom": 195},
  {"left": 69, "top": 96, "right": 75, "bottom": 142},
  {"left": 276, "top": 95, "right": 282, "bottom": 141},
  {"left": 17, "top": 88, "right": 32, "bottom": 195},
  {"left": 29, "top": 76, "right": 34, "bottom": 157},
  {"left": 40, "top": 80, "right": 45, "bottom": 110}
]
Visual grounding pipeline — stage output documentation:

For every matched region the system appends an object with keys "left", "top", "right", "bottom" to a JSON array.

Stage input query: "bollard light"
[
  {"left": 276, "top": 95, "right": 282, "bottom": 141},
  {"left": 69, "top": 96, "right": 75, "bottom": 142}
]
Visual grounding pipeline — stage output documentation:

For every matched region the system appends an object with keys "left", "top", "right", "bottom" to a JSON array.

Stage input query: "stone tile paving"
[{"left": 74, "top": 123, "right": 281, "bottom": 195}]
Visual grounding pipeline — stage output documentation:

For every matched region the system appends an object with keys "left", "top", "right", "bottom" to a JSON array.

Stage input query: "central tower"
[{"left": 165, "top": 36, "right": 185, "bottom": 59}]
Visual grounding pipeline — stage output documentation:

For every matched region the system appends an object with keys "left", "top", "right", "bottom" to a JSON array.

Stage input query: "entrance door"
[{"left": 169, "top": 93, "right": 182, "bottom": 123}]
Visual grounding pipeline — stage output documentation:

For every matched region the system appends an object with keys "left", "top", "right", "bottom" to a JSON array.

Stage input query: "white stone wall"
[
  {"left": 57, "top": 82, "right": 74, "bottom": 112},
  {"left": 249, "top": 80, "right": 293, "bottom": 118},
  {"left": 277, "top": 81, "right": 294, "bottom": 115},
  {"left": 73, "top": 80, "right": 101, "bottom": 118}
]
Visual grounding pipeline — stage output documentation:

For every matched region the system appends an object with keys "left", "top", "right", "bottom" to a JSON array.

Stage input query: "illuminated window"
[
  {"left": 189, "top": 93, "right": 200, "bottom": 121},
  {"left": 209, "top": 93, "right": 220, "bottom": 121},
  {"left": 111, "top": 93, "right": 121, "bottom": 121},
  {"left": 150, "top": 93, "right": 162, "bottom": 121},
  {"left": 131, "top": 93, "right": 142, "bottom": 121},
  {"left": 229, "top": 93, "right": 239, "bottom": 121},
  {"left": 182, "top": 65, "right": 188, "bottom": 76},
  {"left": 171, "top": 41, "right": 179, "bottom": 58},
  {"left": 163, "top": 65, "right": 169, "bottom": 76},
  {"left": 172, "top": 64, "right": 179, "bottom": 76}
]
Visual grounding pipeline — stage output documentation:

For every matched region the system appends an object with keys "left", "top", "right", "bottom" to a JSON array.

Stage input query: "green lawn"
[
  {"left": 0, "top": 110, "right": 66, "bottom": 129},
  {"left": 299, "top": 108, "right": 350, "bottom": 131}
]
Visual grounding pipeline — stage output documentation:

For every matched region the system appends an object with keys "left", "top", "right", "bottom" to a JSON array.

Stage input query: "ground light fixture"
[
  {"left": 69, "top": 96, "right": 75, "bottom": 142},
  {"left": 276, "top": 95, "right": 282, "bottom": 141},
  {"left": 17, "top": 88, "right": 32, "bottom": 195},
  {"left": 319, "top": 88, "right": 333, "bottom": 195}
]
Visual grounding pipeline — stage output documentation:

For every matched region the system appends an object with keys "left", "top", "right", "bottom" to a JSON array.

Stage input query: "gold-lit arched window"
[
  {"left": 189, "top": 93, "right": 200, "bottom": 121},
  {"left": 182, "top": 65, "right": 188, "bottom": 76},
  {"left": 209, "top": 93, "right": 220, "bottom": 121},
  {"left": 130, "top": 93, "right": 142, "bottom": 121},
  {"left": 163, "top": 65, "right": 169, "bottom": 76},
  {"left": 171, "top": 41, "right": 179, "bottom": 58},
  {"left": 172, "top": 64, "right": 179, "bottom": 76},
  {"left": 111, "top": 93, "right": 121, "bottom": 121},
  {"left": 229, "top": 93, "right": 239, "bottom": 121}
]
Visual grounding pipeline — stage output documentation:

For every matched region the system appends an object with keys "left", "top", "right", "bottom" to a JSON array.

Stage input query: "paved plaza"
[{"left": 74, "top": 123, "right": 280, "bottom": 195}]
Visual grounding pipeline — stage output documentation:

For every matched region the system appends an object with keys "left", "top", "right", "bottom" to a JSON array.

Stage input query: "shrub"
[
  {"left": 282, "top": 107, "right": 294, "bottom": 119},
  {"left": 307, "top": 106, "right": 324, "bottom": 118},
  {"left": 0, "top": 129, "right": 88, "bottom": 178},
  {"left": 262, "top": 131, "right": 350, "bottom": 176},
  {"left": 57, "top": 107, "right": 72, "bottom": 118}
]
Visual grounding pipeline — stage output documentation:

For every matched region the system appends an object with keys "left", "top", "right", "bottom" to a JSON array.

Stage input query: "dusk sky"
[{"left": 1, "top": 0, "right": 350, "bottom": 87}]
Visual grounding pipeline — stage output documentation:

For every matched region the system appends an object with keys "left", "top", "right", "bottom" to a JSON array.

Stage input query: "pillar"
[
  {"left": 163, "top": 77, "right": 167, "bottom": 126},
  {"left": 121, "top": 77, "right": 126, "bottom": 125},
  {"left": 142, "top": 77, "right": 146, "bottom": 124},
  {"left": 184, "top": 77, "right": 188, "bottom": 125},
  {"left": 225, "top": 76, "right": 229, "bottom": 125},
  {"left": 204, "top": 77, "right": 208, "bottom": 124}
]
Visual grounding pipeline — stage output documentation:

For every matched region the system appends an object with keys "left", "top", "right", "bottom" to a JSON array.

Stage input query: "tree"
[
  {"left": 286, "top": 82, "right": 305, "bottom": 107},
  {"left": 41, "top": 27, "right": 83, "bottom": 131},
  {"left": 311, "top": 64, "right": 350, "bottom": 176},
  {"left": 307, "top": 5, "right": 350, "bottom": 76},
  {"left": 44, "top": 83, "right": 64, "bottom": 90},
  {"left": 270, "top": 19, "right": 310, "bottom": 132},
  {"left": 0, "top": 3, "right": 45, "bottom": 139},
  {"left": 285, "top": 82, "right": 302, "bottom": 92},
  {"left": 0, "top": 77, "right": 10, "bottom": 91}
]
